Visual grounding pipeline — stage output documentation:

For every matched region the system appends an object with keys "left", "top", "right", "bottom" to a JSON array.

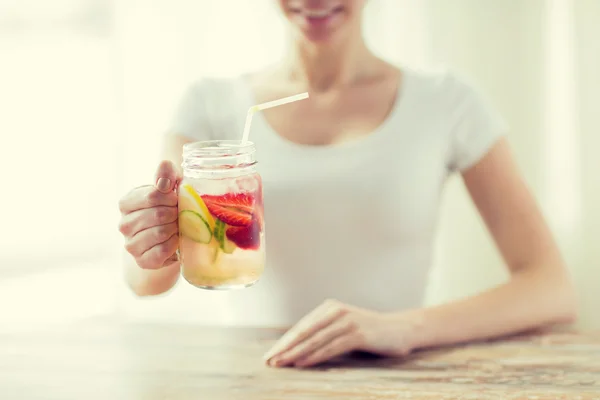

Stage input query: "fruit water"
[{"left": 178, "top": 141, "right": 265, "bottom": 289}]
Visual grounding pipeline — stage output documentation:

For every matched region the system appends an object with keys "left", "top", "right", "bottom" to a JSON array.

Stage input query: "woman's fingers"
[
  {"left": 294, "top": 334, "right": 359, "bottom": 368},
  {"left": 271, "top": 317, "right": 356, "bottom": 367},
  {"left": 119, "top": 206, "right": 178, "bottom": 238},
  {"left": 119, "top": 186, "right": 178, "bottom": 214},
  {"left": 154, "top": 160, "right": 181, "bottom": 193},
  {"left": 117, "top": 160, "right": 183, "bottom": 270},
  {"left": 264, "top": 299, "right": 347, "bottom": 361},
  {"left": 135, "top": 232, "right": 180, "bottom": 270},
  {"left": 125, "top": 222, "right": 179, "bottom": 258}
]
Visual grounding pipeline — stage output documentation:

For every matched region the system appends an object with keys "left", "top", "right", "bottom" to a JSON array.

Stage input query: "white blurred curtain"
[{"left": 113, "top": 0, "right": 600, "bottom": 327}]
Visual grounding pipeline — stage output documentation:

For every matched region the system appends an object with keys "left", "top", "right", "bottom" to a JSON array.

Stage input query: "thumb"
[{"left": 154, "top": 160, "right": 181, "bottom": 193}]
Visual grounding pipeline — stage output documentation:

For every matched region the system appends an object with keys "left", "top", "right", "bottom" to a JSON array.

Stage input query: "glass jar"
[{"left": 178, "top": 140, "right": 265, "bottom": 290}]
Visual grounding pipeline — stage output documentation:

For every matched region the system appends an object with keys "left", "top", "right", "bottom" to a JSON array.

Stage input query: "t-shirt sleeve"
[
  {"left": 166, "top": 80, "right": 215, "bottom": 141},
  {"left": 446, "top": 73, "right": 509, "bottom": 173}
]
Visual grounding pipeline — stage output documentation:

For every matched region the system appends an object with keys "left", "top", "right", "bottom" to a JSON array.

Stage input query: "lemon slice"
[{"left": 179, "top": 183, "right": 215, "bottom": 230}]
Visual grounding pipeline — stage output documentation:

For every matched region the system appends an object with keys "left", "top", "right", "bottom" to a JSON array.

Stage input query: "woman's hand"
[
  {"left": 118, "top": 161, "right": 181, "bottom": 270},
  {"left": 263, "top": 299, "right": 419, "bottom": 368}
]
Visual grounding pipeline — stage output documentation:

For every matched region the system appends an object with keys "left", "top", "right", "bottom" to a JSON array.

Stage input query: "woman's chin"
[
  {"left": 302, "top": 31, "right": 337, "bottom": 44},
  {"left": 289, "top": 12, "right": 349, "bottom": 45},
  {"left": 295, "top": 25, "right": 346, "bottom": 47}
]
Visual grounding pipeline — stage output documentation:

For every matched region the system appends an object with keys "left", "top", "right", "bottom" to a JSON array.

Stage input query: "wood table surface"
[{"left": 1, "top": 320, "right": 599, "bottom": 400}]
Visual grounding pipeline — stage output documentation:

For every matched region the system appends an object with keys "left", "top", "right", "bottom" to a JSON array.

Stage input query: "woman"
[{"left": 118, "top": 0, "right": 577, "bottom": 368}]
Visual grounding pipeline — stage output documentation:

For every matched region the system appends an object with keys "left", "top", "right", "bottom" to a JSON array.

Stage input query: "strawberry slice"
[
  {"left": 226, "top": 219, "right": 261, "bottom": 250},
  {"left": 201, "top": 192, "right": 256, "bottom": 227}
]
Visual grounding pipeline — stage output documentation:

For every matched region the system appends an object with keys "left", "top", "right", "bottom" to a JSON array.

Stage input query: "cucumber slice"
[
  {"left": 214, "top": 219, "right": 237, "bottom": 254},
  {"left": 179, "top": 210, "right": 212, "bottom": 243}
]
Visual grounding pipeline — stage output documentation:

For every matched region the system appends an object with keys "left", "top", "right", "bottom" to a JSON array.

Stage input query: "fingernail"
[{"left": 156, "top": 178, "right": 171, "bottom": 192}]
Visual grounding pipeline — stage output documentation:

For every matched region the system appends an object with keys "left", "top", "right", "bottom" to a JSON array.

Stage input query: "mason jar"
[{"left": 178, "top": 140, "right": 265, "bottom": 290}]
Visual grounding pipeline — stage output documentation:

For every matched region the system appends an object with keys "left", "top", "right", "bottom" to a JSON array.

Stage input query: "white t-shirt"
[{"left": 169, "top": 67, "right": 508, "bottom": 326}]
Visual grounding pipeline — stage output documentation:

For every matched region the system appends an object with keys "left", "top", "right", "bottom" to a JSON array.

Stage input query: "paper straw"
[{"left": 241, "top": 92, "right": 309, "bottom": 144}]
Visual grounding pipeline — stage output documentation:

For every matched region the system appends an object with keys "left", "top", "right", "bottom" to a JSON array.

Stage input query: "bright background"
[{"left": 1, "top": 0, "right": 598, "bottom": 328}]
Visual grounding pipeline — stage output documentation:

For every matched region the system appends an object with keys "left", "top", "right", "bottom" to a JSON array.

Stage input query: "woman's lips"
[
  {"left": 292, "top": 7, "right": 342, "bottom": 29},
  {"left": 305, "top": 13, "right": 335, "bottom": 27}
]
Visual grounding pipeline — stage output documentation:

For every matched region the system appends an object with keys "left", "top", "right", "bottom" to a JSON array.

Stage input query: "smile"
[{"left": 289, "top": 5, "right": 344, "bottom": 20}]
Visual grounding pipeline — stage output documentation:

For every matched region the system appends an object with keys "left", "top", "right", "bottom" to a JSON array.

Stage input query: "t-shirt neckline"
[{"left": 235, "top": 67, "right": 413, "bottom": 154}]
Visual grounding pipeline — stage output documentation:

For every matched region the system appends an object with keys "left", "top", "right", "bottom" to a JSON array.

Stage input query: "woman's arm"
[
  {"left": 123, "top": 133, "right": 191, "bottom": 296},
  {"left": 262, "top": 137, "right": 578, "bottom": 368},
  {"left": 404, "top": 137, "right": 577, "bottom": 349}
]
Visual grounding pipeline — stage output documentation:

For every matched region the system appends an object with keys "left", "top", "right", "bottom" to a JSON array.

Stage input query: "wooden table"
[{"left": 1, "top": 320, "right": 599, "bottom": 399}]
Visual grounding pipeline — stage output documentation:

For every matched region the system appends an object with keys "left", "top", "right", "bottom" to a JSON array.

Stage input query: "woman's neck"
[{"left": 281, "top": 31, "right": 380, "bottom": 92}]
